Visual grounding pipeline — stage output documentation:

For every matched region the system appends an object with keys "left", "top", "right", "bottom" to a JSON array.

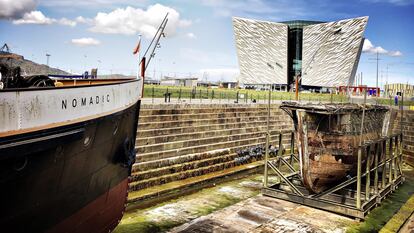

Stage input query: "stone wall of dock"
[
  {"left": 393, "top": 109, "right": 414, "bottom": 166},
  {"left": 128, "top": 104, "right": 294, "bottom": 203}
]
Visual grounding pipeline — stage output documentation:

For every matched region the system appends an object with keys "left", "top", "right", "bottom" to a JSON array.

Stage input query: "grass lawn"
[{"left": 142, "top": 85, "right": 414, "bottom": 106}]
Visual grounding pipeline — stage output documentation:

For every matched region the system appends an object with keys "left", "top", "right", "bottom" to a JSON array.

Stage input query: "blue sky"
[{"left": 0, "top": 0, "right": 413, "bottom": 87}]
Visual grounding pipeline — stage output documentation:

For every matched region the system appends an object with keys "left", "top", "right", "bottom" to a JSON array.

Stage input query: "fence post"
[
  {"left": 199, "top": 89, "right": 202, "bottom": 103},
  {"left": 152, "top": 86, "right": 155, "bottom": 104},
  {"left": 179, "top": 88, "right": 182, "bottom": 101}
]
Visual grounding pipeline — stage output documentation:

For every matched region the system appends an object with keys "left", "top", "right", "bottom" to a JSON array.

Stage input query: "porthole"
[
  {"left": 84, "top": 136, "right": 91, "bottom": 146},
  {"left": 13, "top": 156, "right": 28, "bottom": 171}
]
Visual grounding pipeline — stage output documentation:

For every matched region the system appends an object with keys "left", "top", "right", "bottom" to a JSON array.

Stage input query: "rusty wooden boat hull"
[{"left": 281, "top": 102, "right": 393, "bottom": 193}]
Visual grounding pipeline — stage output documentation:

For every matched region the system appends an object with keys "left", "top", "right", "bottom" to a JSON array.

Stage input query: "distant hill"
[{"left": 0, "top": 54, "right": 70, "bottom": 76}]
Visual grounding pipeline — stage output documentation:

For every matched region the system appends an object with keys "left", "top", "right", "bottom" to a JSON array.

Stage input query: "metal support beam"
[
  {"left": 356, "top": 146, "right": 363, "bottom": 209},
  {"left": 374, "top": 142, "right": 379, "bottom": 194},
  {"left": 268, "top": 161, "right": 304, "bottom": 196},
  {"left": 389, "top": 137, "right": 393, "bottom": 184},
  {"left": 381, "top": 139, "right": 387, "bottom": 189},
  {"left": 365, "top": 145, "right": 371, "bottom": 201}
]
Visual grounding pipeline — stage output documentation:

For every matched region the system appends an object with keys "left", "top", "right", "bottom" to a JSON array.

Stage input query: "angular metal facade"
[
  {"left": 233, "top": 17, "right": 288, "bottom": 85},
  {"left": 233, "top": 16, "right": 368, "bottom": 87},
  {"left": 301, "top": 17, "right": 368, "bottom": 87}
]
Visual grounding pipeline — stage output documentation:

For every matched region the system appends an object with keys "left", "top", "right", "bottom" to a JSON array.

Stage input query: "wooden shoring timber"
[{"left": 262, "top": 132, "right": 404, "bottom": 219}]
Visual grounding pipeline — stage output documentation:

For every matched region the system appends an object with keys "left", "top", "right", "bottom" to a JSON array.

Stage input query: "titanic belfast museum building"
[{"left": 233, "top": 16, "right": 368, "bottom": 90}]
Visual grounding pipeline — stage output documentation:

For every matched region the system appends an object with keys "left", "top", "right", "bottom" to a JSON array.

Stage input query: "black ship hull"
[{"left": 0, "top": 100, "right": 141, "bottom": 233}]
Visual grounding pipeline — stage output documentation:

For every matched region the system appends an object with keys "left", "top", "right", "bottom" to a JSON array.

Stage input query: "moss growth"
[
  {"left": 346, "top": 165, "right": 414, "bottom": 233},
  {"left": 380, "top": 194, "right": 414, "bottom": 232},
  {"left": 114, "top": 174, "right": 262, "bottom": 233}
]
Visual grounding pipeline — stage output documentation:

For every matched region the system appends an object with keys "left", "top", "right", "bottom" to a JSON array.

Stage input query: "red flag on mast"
[{"left": 133, "top": 38, "right": 141, "bottom": 55}]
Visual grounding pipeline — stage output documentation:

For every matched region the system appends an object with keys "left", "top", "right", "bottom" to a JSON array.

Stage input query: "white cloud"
[
  {"left": 11, "top": 10, "right": 79, "bottom": 27},
  {"left": 13, "top": 11, "right": 54, "bottom": 25},
  {"left": 88, "top": 4, "right": 192, "bottom": 38},
  {"left": 75, "top": 16, "right": 92, "bottom": 24},
  {"left": 58, "top": 18, "right": 76, "bottom": 27},
  {"left": 71, "top": 37, "right": 101, "bottom": 46},
  {"left": 0, "top": 0, "right": 36, "bottom": 19},
  {"left": 186, "top": 32, "right": 196, "bottom": 39},
  {"left": 388, "top": 51, "right": 403, "bottom": 57},
  {"left": 362, "top": 39, "right": 403, "bottom": 57}
]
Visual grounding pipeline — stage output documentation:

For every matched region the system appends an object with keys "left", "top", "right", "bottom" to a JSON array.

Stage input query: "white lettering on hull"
[
  {"left": 0, "top": 80, "right": 141, "bottom": 134},
  {"left": 61, "top": 94, "right": 111, "bottom": 109}
]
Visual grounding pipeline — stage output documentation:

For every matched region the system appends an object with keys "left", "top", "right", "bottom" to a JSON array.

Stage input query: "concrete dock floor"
[
  {"left": 400, "top": 214, "right": 414, "bottom": 233},
  {"left": 169, "top": 195, "right": 353, "bottom": 233},
  {"left": 115, "top": 165, "right": 414, "bottom": 233},
  {"left": 114, "top": 173, "right": 354, "bottom": 233}
]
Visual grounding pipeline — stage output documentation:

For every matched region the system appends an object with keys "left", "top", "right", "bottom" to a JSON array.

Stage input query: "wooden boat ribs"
[{"left": 280, "top": 102, "right": 392, "bottom": 193}]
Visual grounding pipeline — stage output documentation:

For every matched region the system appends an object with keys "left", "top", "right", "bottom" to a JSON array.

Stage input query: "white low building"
[{"left": 160, "top": 76, "right": 198, "bottom": 87}]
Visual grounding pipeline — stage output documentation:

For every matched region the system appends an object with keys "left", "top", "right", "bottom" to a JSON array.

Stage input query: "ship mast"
[{"left": 139, "top": 13, "right": 169, "bottom": 78}]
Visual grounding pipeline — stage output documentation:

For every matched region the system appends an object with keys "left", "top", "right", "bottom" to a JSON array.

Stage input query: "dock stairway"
[{"left": 127, "top": 104, "right": 294, "bottom": 205}]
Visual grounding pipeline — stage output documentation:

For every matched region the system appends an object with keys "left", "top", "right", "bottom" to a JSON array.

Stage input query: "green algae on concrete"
[
  {"left": 114, "top": 174, "right": 263, "bottom": 233},
  {"left": 346, "top": 164, "right": 414, "bottom": 233},
  {"left": 380, "top": 194, "right": 414, "bottom": 233}
]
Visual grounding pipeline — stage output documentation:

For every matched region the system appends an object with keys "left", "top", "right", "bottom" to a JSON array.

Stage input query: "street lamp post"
[
  {"left": 46, "top": 53, "right": 51, "bottom": 66},
  {"left": 376, "top": 51, "right": 379, "bottom": 96},
  {"left": 369, "top": 51, "right": 381, "bottom": 97}
]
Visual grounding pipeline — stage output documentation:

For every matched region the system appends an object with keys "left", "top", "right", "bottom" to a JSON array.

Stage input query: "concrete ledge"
[
  {"left": 126, "top": 161, "right": 264, "bottom": 208},
  {"left": 380, "top": 193, "right": 414, "bottom": 233},
  {"left": 138, "top": 110, "right": 281, "bottom": 122},
  {"left": 140, "top": 103, "right": 277, "bottom": 110}
]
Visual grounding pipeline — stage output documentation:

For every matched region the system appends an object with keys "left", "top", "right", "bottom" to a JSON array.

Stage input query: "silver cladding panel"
[
  {"left": 233, "top": 17, "right": 288, "bottom": 85},
  {"left": 302, "top": 17, "right": 368, "bottom": 87}
]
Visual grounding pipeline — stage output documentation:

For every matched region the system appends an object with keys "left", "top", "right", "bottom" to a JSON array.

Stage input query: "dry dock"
[{"left": 115, "top": 102, "right": 414, "bottom": 233}]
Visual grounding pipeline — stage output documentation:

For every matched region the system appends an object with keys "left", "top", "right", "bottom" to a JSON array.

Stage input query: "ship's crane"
[
  {"left": 138, "top": 13, "right": 169, "bottom": 78},
  {"left": 0, "top": 43, "right": 53, "bottom": 89},
  {"left": 0, "top": 43, "right": 24, "bottom": 60}
]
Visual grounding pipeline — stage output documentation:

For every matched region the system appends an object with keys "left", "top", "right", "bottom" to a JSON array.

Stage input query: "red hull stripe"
[{"left": 47, "top": 178, "right": 129, "bottom": 233}]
